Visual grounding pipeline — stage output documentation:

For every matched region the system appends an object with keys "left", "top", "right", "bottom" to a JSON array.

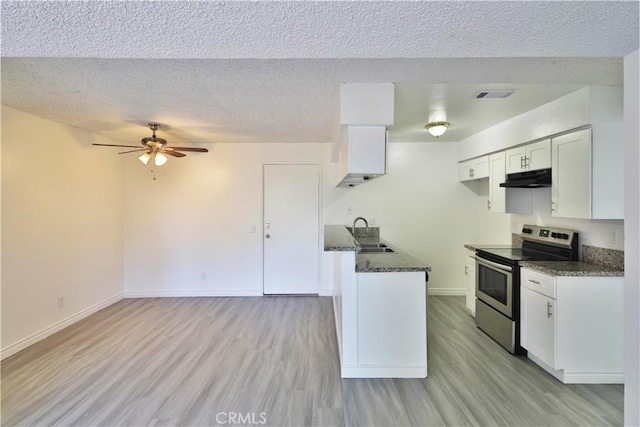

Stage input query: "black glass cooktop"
[{"left": 477, "top": 247, "right": 565, "bottom": 262}]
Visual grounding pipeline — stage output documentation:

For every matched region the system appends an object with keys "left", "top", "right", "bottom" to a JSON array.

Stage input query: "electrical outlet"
[
  {"left": 369, "top": 218, "right": 376, "bottom": 225},
  {"left": 58, "top": 296, "right": 64, "bottom": 308},
  {"left": 347, "top": 206, "right": 352, "bottom": 215},
  {"left": 609, "top": 228, "right": 619, "bottom": 245}
]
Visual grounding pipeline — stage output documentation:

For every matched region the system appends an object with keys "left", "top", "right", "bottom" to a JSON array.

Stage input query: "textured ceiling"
[
  {"left": 1, "top": 1, "right": 638, "bottom": 144},
  {"left": 3, "top": 1, "right": 638, "bottom": 59}
]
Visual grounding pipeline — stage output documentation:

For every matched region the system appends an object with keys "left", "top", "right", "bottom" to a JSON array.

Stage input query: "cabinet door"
[
  {"left": 348, "top": 126, "right": 386, "bottom": 175},
  {"left": 459, "top": 156, "right": 489, "bottom": 182},
  {"left": 472, "top": 156, "right": 489, "bottom": 179},
  {"left": 526, "top": 139, "right": 551, "bottom": 171},
  {"left": 551, "top": 129, "right": 592, "bottom": 219},
  {"left": 458, "top": 160, "right": 474, "bottom": 181},
  {"left": 505, "top": 146, "right": 526, "bottom": 174},
  {"left": 488, "top": 152, "right": 506, "bottom": 213},
  {"left": 464, "top": 255, "right": 476, "bottom": 315},
  {"left": 521, "top": 287, "right": 556, "bottom": 368}
]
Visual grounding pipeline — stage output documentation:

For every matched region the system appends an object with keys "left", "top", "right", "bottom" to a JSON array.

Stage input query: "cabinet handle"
[
  {"left": 528, "top": 279, "right": 540, "bottom": 285},
  {"left": 547, "top": 302, "right": 553, "bottom": 318},
  {"left": 465, "top": 265, "right": 469, "bottom": 275},
  {"left": 487, "top": 200, "right": 491, "bottom": 211},
  {"left": 524, "top": 156, "right": 530, "bottom": 168},
  {"left": 551, "top": 201, "right": 556, "bottom": 213},
  {"left": 520, "top": 156, "right": 525, "bottom": 169},
  {"left": 469, "top": 168, "right": 474, "bottom": 178}
]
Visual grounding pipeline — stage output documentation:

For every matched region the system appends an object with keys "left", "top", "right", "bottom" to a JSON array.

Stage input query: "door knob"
[{"left": 265, "top": 234, "right": 270, "bottom": 239}]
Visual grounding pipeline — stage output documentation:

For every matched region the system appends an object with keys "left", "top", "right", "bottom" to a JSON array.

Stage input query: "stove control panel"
[{"left": 521, "top": 225, "right": 577, "bottom": 247}]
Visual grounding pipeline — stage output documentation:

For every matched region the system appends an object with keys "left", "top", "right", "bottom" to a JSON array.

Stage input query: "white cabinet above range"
[
  {"left": 505, "top": 139, "right": 551, "bottom": 174},
  {"left": 336, "top": 126, "right": 387, "bottom": 187}
]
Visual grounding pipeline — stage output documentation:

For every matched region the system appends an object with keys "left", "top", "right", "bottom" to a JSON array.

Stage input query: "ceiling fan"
[{"left": 92, "top": 123, "right": 209, "bottom": 166}]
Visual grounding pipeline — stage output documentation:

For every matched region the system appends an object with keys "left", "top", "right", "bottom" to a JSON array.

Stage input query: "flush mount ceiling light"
[{"left": 425, "top": 122, "right": 449, "bottom": 138}]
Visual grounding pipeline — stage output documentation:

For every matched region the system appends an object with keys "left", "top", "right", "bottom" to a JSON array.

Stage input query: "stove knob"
[
  {"left": 562, "top": 233, "right": 570, "bottom": 240},
  {"left": 551, "top": 232, "right": 558, "bottom": 238},
  {"left": 522, "top": 228, "right": 532, "bottom": 234}
]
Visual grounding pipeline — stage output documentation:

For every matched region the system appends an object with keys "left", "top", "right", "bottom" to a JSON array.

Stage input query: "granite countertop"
[
  {"left": 324, "top": 225, "right": 431, "bottom": 273},
  {"left": 519, "top": 261, "right": 624, "bottom": 277}
]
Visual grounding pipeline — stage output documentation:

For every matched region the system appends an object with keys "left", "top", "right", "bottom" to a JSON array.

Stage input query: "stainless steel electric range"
[{"left": 475, "top": 225, "right": 578, "bottom": 354}]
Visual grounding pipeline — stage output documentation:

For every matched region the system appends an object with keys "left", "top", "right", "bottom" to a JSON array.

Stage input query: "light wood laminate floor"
[{"left": 1, "top": 296, "right": 623, "bottom": 426}]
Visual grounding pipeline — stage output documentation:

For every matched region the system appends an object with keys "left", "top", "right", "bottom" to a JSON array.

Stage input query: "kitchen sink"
[
  {"left": 357, "top": 246, "right": 395, "bottom": 253},
  {"left": 358, "top": 243, "right": 389, "bottom": 248}
]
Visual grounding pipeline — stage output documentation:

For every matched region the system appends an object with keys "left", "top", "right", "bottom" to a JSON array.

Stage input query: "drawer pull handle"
[
  {"left": 547, "top": 302, "right": 553, "bottom": 318},
  {"left": 529, "top": 279, "right": 541, "bottom": 284}
]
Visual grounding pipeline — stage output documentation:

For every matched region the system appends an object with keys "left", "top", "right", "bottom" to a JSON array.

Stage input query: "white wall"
[
  {"left": 123, "top": 143, "right": 331, "bottom": 297},
  {"left": 458, "top": 86, "right": 623, "bottom": 161},
  {"left": 323, "top": 141, "right": 479, "bottom": 295},
  {"left": 623, "top": 49, "right": 639, "bottom": 427},
  {"left": 1, "top": 106, "right": 124, "bottom": 358}
]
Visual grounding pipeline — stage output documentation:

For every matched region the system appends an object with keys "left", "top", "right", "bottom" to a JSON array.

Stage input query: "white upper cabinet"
[
  {"left": 505, "top": 139, "right": 551, "bottom": 174},
  {"left": 458, "top": 156, "right": 489, "bottom": 181},
  {"left": 336, "top": 126, "right": 387, "bottom": 187},
  {"left": 488, "top": 152, "right": 506, "bottom": 213},
  {"left": 551, "top": 127, "right": 623, "bottom": 219}
]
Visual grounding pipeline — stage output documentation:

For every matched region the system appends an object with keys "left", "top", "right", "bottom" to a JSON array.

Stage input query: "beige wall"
[
  {"left": 122, "top": 142, "right": 332, "bottom": 296},
  {"left": 1, "top": 106, "right": 124, "bottom": 357}
]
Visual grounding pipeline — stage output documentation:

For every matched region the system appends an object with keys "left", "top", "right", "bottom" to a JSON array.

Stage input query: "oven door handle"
[{"left": 475, "top": 256, "right": 513, "bottom": 273}]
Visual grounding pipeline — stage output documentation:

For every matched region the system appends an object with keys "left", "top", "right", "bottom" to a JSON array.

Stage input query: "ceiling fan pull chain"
[{"left": 151, "top": 168, "right": 157, "bottom": 181}]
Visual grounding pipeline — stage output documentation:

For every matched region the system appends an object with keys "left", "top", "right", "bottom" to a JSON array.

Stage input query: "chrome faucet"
[{"left": 352, "top": 216, "right": 369, "bottom": 236}]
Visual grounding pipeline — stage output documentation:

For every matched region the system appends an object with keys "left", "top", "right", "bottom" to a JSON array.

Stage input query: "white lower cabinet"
[
  {"left": 333, "top": 252, "right": 427, "bottom": 378},
  {"left": 520, "top": 267, "right": 624, "bottom": 383},
  {"left": 464, "top": 251, "right": 476, "bottom": 315}
]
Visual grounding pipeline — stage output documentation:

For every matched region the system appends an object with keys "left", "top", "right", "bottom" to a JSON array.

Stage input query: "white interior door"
[{"left": 263, "top": 164, "right": 319, "bottom": 295}]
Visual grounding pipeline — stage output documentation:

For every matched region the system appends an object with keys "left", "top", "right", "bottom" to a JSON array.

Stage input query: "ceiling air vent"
[{"left": 474, "top": 89, "right": 516, "bottom": 99}]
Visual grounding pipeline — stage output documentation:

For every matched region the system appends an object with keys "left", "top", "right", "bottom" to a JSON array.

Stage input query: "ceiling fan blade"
[
  {"left": 93, "top": 143, "right": 142, "bottom": 148},
  {"left": 118, "top": 149, "right": 148, "bottom": 154},
  {"left": 162, "top": 150, "right": 186, "bottom": 158},
  {"left": 165, "top": 146, "right": 209, "bottom": 153}
]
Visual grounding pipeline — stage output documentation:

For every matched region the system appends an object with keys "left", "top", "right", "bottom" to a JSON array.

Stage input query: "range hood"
[{"left": 500, "top": 168, "right": 551, "bottom": 188}]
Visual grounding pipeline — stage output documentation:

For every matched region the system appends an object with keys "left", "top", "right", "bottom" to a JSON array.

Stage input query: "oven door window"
[{"left": 477, "top": 263, "right": 509, "bottom": 305}]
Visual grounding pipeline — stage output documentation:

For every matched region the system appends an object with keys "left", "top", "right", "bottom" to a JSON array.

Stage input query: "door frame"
[{"left": 262, "top": 162, "right": 322, "bottom": 295}]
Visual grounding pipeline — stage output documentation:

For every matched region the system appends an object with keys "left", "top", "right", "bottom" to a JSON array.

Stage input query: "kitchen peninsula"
[{"left": 324, "top": 224, "right": 431, "bottom": 378}]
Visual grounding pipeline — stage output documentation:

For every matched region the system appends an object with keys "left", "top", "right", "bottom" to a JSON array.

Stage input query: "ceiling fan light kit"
[
  {"left": 425, "top": 121, "right": 450, "bottom": 138},
  {"left": 154, "top": 152, "right": 168, "bottom": 166},
  {"left": 138, "top": 152, "right": 151, "bottom": 165},
  {"left": 93, "top": 123, "right": 209, "bottom": 167}
]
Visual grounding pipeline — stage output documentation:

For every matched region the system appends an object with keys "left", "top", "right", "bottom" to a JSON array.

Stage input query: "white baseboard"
[
  {"left": 1, "top": 293, "right": 124, "bottom": 360},
  {"left": 124, "top": 290, "right": 263, "bottom": 298},
  {"left": 428, "top": 288, "right": 466, "bottom": 296},
  {"left": 528, "top": 353, "right": 624, "bottom": 384},
  {"left": 341, "top": 366, "right": 427, "bottom": 378}
]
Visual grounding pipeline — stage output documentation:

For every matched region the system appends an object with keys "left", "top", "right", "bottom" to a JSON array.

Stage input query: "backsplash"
[
  {"left": 351, "top": 226, "right": 380, "bottom": 238},
  {"left": 583, "top": 245, "right": 624, "bottom": 270},
  {"left": 511, "top": 234, "right": 523, "bottom": 248}
]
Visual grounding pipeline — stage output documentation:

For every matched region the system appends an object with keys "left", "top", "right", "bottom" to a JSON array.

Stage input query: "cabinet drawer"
[{"left": 521, "top": 268, "right": 556, "bottom": 298}]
